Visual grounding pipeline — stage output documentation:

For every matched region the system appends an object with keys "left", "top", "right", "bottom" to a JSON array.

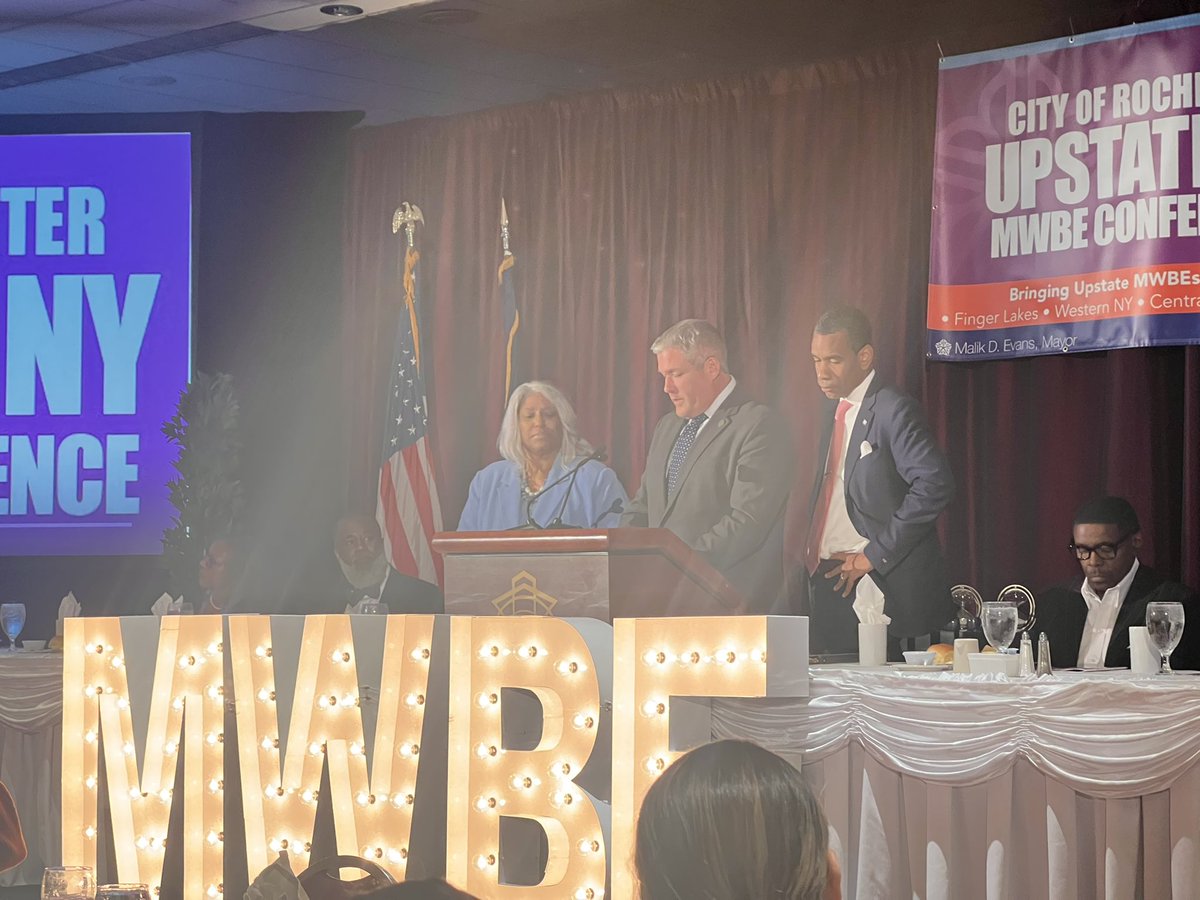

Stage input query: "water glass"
[
  {"left": 97, "top": 886, "right": 151, "bottom": 900},
  {"left": 1146, "top": 601, "right": 1185, "bottom": 674},
  {"left": 981, "top": 601, "right": 1018, "bottom": 654},
  {"left": 1, "top": 603, "right": 26, "bottom": 651},
  {"left": 41, "top": 865, "right": 96, "bottom": 899}
]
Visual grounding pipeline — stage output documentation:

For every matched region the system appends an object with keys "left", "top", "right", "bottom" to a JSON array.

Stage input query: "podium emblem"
[{"left": 491, "top": 571, "right": 558, "bottom": 616}]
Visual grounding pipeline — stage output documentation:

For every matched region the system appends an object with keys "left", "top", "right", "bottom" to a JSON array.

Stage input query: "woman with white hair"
[{"left": 458, "top": 381, "right": 627, "bottom": 531}]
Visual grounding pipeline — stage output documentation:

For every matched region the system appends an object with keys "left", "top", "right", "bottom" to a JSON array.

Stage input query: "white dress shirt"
[
  {"left": 818, "top": 369, "right": 875, "bottom": 558},
  {"left": 694, "top": 376, "right": 736, "bottom": 437},
  {"left": 1077, "top": 557, "right": 1139, "bottom": 668},
  {"left": 816, "top": 370, "right": 885, "bottom": 615}
]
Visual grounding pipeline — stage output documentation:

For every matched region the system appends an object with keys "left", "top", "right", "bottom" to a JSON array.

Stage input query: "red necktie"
[{"left": 807, "top": 399, "right": 853, "bottom": 574}]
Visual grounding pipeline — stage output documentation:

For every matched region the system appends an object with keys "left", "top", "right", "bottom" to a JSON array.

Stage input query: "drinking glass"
[
  {"left": 981, "top": 601, "right": 1018, "bottom": 654},
  {"left": 41, "top": 865, "right": 96, "bottom": 899},
  {"left": 1146, "top": 601, "right": 1185, "bottom": 674},
  {"left": 96, "top": 886, "right": 151, "bottom": 900},
  {"left": 1, "top": 603, "right": 26, "bottom": 651}
]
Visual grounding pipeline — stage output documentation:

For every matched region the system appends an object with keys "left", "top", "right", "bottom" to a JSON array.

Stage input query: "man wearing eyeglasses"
[{"left": 1031, "top": 496, "right": 1200, "bottom": 669}]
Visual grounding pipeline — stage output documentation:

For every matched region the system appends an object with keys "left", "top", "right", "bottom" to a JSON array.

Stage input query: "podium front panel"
[{"left": 444, "top": 551, "right": 611, "bottom": 619}]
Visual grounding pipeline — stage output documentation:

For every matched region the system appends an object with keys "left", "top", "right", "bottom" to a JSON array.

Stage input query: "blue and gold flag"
[{"left": 498, "top": 198, "right": 519, "bottom": 403}]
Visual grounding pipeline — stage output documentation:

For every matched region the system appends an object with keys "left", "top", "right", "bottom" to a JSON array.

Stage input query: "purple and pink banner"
[
  {"left": 928, "top": 15, "right": 1200, "bottom": 360},
  {"left": 0, "top": 133, "right": 192, "bottom": 555}
]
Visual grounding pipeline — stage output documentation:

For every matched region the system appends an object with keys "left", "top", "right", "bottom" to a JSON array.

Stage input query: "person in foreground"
[
  {"left": 623, "top": 319, "right": 792, "bottom": 612},
  {"left": 458, "top": 381, "right": 627, "bottom": 530},
  {"left": 1030, "top": 495, "right": 1200, "bottom": 669},
  {"left": 806, "top": 305, "right": 955, "bottom": 653},
  {"left": 635, "top": 739, "right": 841, "bottom": 900},
  {"left": 332, "top": 512, "right": 443, "bottom": 613}
]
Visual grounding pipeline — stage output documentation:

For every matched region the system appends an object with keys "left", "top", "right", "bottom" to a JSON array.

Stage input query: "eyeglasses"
[{"left": 1068, "top": 532, "right": 1134, "bottom": 561}]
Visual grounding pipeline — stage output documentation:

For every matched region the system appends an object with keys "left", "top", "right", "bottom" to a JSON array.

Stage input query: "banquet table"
[
  {"left": 0, "top": 651, "right": 63, "bottom": 888},
  {"left": 4, "top": 650, "right": 1200, "bottom": 898},
  {"left": 712, "top": 665, "right": 1200, "bottom": 900}
]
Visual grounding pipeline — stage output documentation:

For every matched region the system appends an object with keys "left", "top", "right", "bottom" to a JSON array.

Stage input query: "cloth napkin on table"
[
  {"left": 244, "top": 850, "right": 310, "bottom": 900},
  {"left": 55, "top": 592, "right": 82, "bottom": 636},
  {"left": 150, "top": 593, "right": 182, "bottom": 617}
]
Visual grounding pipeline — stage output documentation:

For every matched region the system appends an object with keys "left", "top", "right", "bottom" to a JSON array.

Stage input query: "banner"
[
  {"left": 928, "top": 15, "right": 1200, "bottom": 361},
  {"left": 0, "top": 133, "right": 191, "bottom": 555}
]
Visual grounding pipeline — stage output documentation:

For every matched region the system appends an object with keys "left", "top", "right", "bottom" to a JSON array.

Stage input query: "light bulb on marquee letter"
[
  {"left": 610, "top": 616, "right": 808, "bottom": 900},
  {"left": 62, "top": 615, "right": 226, "bottom": 899},
  {"left": 228, "top": 614, "right": 436, "bottom": 881},
  {"left": 447, "top": 617, "right": 608, "bottom": 899}
]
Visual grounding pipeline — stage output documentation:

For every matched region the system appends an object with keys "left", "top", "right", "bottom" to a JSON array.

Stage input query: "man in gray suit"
[{"left": 623, "top": 319, "right": 792, "bottom": 613}]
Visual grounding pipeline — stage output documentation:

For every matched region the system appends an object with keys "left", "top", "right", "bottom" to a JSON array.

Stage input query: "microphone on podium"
[
  {"left": 510, "top": 447, "right": 606, "bottom": 530},
  {"left": 547, "top": 447, "right": 606, "bottom": 529},
  {"left": 590, "top": 498, "right": 624, "bottom": 528}
]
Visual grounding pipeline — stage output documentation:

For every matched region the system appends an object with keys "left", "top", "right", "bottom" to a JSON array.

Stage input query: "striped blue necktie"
[{"left": 666, "top": 414, "right": 707, "bottom": 496}]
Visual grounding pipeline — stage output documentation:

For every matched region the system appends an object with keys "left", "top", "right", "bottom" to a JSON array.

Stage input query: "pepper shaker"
[{"left": 1036, "top": 631, "right": 1052, "bottom": 676}]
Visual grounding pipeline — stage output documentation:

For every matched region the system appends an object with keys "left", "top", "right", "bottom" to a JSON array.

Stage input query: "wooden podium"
[{"left": 431, "top": 528, "right": 747, "bottom": 620}]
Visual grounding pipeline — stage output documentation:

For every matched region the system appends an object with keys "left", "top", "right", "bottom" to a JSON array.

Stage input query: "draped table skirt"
[
  {"left": 0, "top": 651, "right": 63, "bottom": 887},
  {"left": 712, "top": 667, "right": 1200, "bottom": 900}
]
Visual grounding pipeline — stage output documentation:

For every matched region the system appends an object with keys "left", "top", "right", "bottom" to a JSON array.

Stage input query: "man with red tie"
[{"left": 807, "top": 306, "right": 955, "bottom": 654}]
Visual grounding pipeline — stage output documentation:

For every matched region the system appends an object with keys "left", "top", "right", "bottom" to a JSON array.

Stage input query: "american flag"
[{"left": 376, "top": 244, "right": 443, "bottom": 584}]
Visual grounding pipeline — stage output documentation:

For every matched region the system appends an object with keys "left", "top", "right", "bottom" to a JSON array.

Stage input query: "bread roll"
[{"left": 927, "top": 643, "right": 954, "bottom": 665}]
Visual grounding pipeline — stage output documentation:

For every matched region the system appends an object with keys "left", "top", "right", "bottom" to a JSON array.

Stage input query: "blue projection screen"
[{"left": 0, "top": 132, "right": 192, "bottom": 556}]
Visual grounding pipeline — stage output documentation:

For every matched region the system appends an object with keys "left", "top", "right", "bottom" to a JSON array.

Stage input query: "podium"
[{"left": 431, "top": 527, "right": 747, "bottom": 620}]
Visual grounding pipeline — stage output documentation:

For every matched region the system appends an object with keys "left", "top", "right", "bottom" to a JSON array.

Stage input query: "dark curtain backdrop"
[{"left": 343, "top": 45, "right": 1200, "bottom": 605}]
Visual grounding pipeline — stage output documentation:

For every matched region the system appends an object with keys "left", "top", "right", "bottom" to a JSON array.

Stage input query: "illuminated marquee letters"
[{"left": 64, "top": 614, "right": 807, "bottom": 899}]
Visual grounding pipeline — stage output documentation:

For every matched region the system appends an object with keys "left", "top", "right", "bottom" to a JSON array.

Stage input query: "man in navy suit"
[{"left": 806, "top": 306, "right": 955, "bottom": 653}]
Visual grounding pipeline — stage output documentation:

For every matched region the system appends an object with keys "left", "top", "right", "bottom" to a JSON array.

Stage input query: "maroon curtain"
[{"left": 342, "top": 45, "right": 1200, "bottom": 602}]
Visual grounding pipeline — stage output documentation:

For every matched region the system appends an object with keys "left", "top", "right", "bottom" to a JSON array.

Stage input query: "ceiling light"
[{"left": 320, "top": 4, "right": 364, "bottom": 16}]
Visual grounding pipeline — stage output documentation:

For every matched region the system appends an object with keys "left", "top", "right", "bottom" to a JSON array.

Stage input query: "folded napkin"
[
  {"left": 150, "top": 593, "right": 182, "bottom": 617},
  {"left": 852, "top": 576, "right": 891, "bottom": 625},
  {"left": 55, "top": 592, "right": 82, "bottom": 636},
  {"left": 245, "top": 851, "right": 309, "bottom": 900}
]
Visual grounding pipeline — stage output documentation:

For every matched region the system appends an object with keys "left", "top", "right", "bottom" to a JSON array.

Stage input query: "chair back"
[{"left": 298, "top": 855, "right": 395, "bottom": 900}]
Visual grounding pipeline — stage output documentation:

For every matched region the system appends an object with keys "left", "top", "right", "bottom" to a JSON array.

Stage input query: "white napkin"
[
  {"left": 852, "top": 576, "right": 891, "bottom": 625},
  {"left": 244, "top": 851, "right": 310, "bottom": 900},
  {"left": 55, "top": 592, "right": 82, "bottom": 636},
  {"left": 150, "top": 593, "right": 182, "bottom": 617}
]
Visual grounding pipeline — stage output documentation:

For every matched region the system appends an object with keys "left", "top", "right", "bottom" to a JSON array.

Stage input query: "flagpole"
[{"left": 498, "top": 197, "right": 519, "bottom": 404}]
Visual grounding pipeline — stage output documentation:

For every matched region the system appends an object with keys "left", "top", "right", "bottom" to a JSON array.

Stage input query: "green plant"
[{"left": 161, "top": 371, "right": 244, "bottom": 596}]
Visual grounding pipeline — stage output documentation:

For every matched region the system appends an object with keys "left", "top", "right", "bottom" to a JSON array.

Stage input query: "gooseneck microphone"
[
  {"left": 511, "top": 447, "right": 606, "bottom": 530},
  {"left": 547, "top": 447, "right": 606, "bottom": 528},
  {"left": 589, "top": 498, "right": 624, "bottom": 528}
]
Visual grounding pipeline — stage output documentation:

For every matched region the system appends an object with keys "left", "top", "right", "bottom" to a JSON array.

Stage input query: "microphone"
[
  {"left": 514, "top": 447, "right": 604, "bottom": 530},
  {"left": 590, "top": 498, "right": 623, "bottom": 529},
  {"left": 548, "top": 447, "right": 606, "bottom": 529}
]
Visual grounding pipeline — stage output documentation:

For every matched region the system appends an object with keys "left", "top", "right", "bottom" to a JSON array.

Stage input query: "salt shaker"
[
  {"left": 1018, "top": 630, "right": 1034, "bottom": 676},
  {"left": 1036, "top": 631, "right": 1052, "bottom": 676}
]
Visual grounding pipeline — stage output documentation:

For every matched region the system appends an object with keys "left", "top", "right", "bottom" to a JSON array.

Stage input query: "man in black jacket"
[
  {"left": 330, "top": 512, "right": 443, "bottom": 614},
  {"left": 1031, "top": 496, "right": 1200, "bottom": 669}
]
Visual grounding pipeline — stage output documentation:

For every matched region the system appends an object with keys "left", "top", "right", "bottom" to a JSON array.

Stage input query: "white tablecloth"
[
  {"left": 711, "top": 666, "right": 1200, "bottom": 900},
  {"left": 0, "top": 651, "right": 63, "bottom": 887}
]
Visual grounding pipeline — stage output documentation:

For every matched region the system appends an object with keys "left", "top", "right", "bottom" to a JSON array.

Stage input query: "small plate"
[{"left": 889, "top": 663, "right": 953, "bottom": 672}]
